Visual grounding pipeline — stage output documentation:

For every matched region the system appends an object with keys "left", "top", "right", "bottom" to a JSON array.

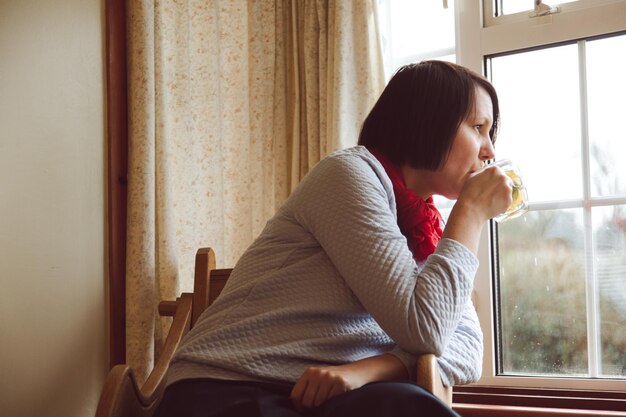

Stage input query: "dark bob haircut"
[{"left": 358, "top": 60, "right": 500, "bottom": 170}]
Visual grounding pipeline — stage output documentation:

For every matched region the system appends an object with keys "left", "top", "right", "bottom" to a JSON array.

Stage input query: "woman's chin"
[{"left": 437, "top": 190, "right": 460, "bottom": 201}]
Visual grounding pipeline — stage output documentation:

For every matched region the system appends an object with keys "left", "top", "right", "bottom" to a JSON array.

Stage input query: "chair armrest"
[
  {"left": 95, "top": 365, "right": 155, "bottom": 417},
  {"left": 142, "top": 293, "right": 193, "bottom": 397},
  {"left": 416, "top": 353, "right": 453, "bottom": 406},
  {"left": 158, "top": 301, "right": 178, "bottom": 317},
  {"left": 96, "top": 293, "right": 193, "bottom": 417}
]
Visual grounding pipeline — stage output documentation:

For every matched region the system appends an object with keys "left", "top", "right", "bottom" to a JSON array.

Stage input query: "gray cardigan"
[{"left": 168, "top": 146, "right": 483, "bottom": 387}]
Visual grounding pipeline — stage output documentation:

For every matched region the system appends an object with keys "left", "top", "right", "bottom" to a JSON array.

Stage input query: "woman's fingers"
[
  {"left": 300, "top": 374, "right": 320, "bottom": 408},
  {"left": 291, "top": 367, "right": 352, "bottom": 409},
  {"left": 312, "top": 377, "right": 335, "bottom": 407},
  {"left": 461, "top": 165, "right": 512, "bottom": 219},
  {"left": 312, "top": 372, "right": 350, "bottom": 407},
  {"left": 324, "top": 379, "right": 349, "bottom": 404}
]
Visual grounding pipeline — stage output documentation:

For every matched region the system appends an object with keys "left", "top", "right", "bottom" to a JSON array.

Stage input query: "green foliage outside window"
[{"left": 497, "top": 210, "right": 626, "bottom": 377}]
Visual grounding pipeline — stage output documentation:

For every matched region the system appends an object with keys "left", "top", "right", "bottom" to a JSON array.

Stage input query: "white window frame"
[{"left": 455, "top": 0, "right": 626, "bottom": 391}]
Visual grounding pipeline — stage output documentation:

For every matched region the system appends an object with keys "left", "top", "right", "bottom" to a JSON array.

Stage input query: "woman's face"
[{"left": 431, "top": 86, "right": 496, "bottom": 199}]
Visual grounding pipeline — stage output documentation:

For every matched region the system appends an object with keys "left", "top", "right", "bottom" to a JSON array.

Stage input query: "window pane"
[
  {"left": 497, "top": 0, "right": 533, "bottom": 15},
  {"left": 586, "top": 34, "right": 626, "bottom": 198},
  {"left": 593, "top": 205, "right": 626, "bottom": 377},
  {"left": 495, "top": 0, "right": 580, "bottom": 16},
  {"left": 490, "top": 44, "right": 582, "bottom": 202},
  {"left": 388, "top": 0, "right": 454, "bottom": 58},
  {"left": 378, "top": 0, "right": 456, "bottom": 78},
  {"left": 498, "top": 209, "right": 588, "bottom": 376}
]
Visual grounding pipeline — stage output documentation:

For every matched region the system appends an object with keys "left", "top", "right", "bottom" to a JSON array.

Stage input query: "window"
[
  {"left": 490, "top": 35, "right": 626, "bottom": 380},
  {"left": 376, "top": 0, "right": 456, "bottom": 79},
  {"left": 457, "top": 0, "right": 626, "bottom": 391}
]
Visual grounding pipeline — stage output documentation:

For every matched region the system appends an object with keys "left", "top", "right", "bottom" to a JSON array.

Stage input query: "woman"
[{"left": 155, "top": 61, "right": 511, "bottom": 417}]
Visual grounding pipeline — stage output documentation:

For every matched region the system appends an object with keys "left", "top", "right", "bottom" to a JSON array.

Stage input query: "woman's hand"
[
  {"left": 458, "top": 164, "right": 513, "bottom": 221},
  {"left": 290, "top": 353, "right": 408, "bottom": 411},
  {"left": 443, "top": 165, "right": 512, "bottom": 254},
  {"left": 290, "top": 365, "right": 360, "bottom": 411}
]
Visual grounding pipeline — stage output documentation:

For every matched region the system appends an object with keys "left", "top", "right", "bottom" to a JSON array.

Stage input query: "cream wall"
[{"left": 0, "top": 0, "right": 106, "bottom": 416}]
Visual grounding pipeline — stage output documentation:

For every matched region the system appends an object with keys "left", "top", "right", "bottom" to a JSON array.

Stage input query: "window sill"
[{"left": 453, "top": 386, "right": 626, "bottom": 416}]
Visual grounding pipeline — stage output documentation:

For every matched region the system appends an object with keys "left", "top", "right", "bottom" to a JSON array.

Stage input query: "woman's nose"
[{"left": 480, "top": 137, "right": 496, "bottom": 161}]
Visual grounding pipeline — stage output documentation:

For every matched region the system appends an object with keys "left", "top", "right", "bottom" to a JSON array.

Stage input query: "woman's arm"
[
  {"left": 290, "top": 353, "right": 408, "bottom": 410},
  {"left": 436, "top": 302, "right": 484, "bottom": 386},
  {"left": 291, "top": 153, "right": 478, "bottom": 355},
  {"left": 290, "top": 302, "right": 483, "bottom": 410}
]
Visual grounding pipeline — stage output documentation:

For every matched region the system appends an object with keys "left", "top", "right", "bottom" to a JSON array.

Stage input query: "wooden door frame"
[{"left": 105, "top": 0, "right": 127, "bottom": 368}]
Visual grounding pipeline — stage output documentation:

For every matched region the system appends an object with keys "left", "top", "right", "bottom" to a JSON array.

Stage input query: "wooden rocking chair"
[{"left": 95, "top": 248, "right": 452, "bottom": 417}]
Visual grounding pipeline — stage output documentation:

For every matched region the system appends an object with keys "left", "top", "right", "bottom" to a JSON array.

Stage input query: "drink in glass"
[{"left": 492, "top": 159, "right": 529, "bottom": 222}]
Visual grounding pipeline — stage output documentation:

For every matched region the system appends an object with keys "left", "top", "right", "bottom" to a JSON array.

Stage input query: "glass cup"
[{"left": 492, "top": 159, "right": 529, "bottom": 222}]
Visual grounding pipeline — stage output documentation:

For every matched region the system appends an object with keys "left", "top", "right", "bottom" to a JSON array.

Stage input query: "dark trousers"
[{"left": 154, "top": 378, "right": 460, "bottom": 417}]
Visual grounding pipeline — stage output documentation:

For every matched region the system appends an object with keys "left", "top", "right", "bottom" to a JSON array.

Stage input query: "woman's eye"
[{"left": 474, "top": 124, "right": 483, "bottom": 131}]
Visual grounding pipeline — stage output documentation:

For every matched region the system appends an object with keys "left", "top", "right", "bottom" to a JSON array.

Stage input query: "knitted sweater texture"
[{"left": 168, "top": 146, "right": 483, "bottom": 387}]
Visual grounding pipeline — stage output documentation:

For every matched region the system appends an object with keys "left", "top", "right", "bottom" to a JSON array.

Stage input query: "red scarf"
[{"left": 370, "top": 150, "right": 443, "bottom": 261}]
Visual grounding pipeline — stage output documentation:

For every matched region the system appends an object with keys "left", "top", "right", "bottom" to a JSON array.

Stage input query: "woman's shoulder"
[
  {"left": 285, "top": 145, "right": 394, "bottom": 208},
  {"left": 322, "top": 145, "right": 376, "bottom": 164},
  {"left": 313, "top": 146, "right": 387, "bottom": 181}
]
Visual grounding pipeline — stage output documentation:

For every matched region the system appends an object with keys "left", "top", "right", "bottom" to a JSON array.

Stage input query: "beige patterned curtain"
[{"left": 125, "top": 0, "right": 385, "bottom": 382}]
